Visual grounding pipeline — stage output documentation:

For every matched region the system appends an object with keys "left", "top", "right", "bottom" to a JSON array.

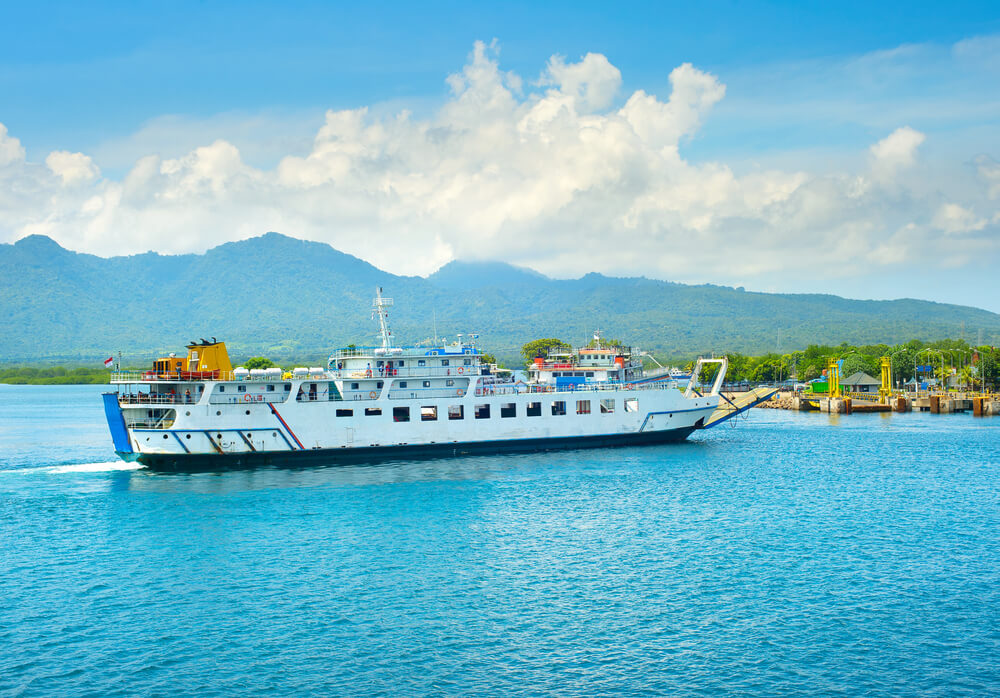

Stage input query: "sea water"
[{"left": 1, "top": 384, "right": 998, "bottom": 695}]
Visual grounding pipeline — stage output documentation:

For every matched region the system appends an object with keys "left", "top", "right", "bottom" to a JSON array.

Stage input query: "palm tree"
[
  {"left": 934, "top": 364, "right": 951, "bottom": 392},
  {"left": 959, "top": 365, "right": 974, "bottom": 393}
]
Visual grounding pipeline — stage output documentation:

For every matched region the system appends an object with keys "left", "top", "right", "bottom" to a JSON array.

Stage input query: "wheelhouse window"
[
  {"left": 448, "top": 405, "right": 464, "bottom": 420},
  {"left": 625, "top": 398, "right": 638, "bottom": 413},
  {"left": 600, "top": 399, "right": 615, "bottom": 413},
  {"left": 393, "top": 406, "right": 410, "bottom": 422},
  {"left": 577, "top": 400, "right": 591, "bottom": 415},
  {"left": 500, "top": 403, "right": 516, "bottom": 418},
  {"left": 336, "top": 409, "right": 353, "bottom": 417},
  {"left": 365, "top": 407, "right": 381, "bottom": 416},
  {"left": 475, "top": 404, "right": 491, "bottom": 419},
  {"left": 421, "top": 406, "right": 438, "bottom": 421},
  {"left": 551, "top": 401, "right": 566, "bottom": 416},
  {"left": 526, "top": 402, "right": 541, "bottom": 417}
]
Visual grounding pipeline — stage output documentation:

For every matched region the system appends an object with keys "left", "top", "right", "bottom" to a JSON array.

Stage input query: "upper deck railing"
[{"left": 330, "top": 345, "right": 481, "bottom": 360}]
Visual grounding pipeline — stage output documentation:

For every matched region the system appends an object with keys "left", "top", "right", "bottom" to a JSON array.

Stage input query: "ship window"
[
  {"left": 365, "top": 407, "right": 381, "bottom": 416},
  {"left": 238, "top": 385, "right": 246, "bottom": 392},
  {"left": 586, "top": 372, "right": 594, "bottom": 378},
  {"left": 423, "top": 380, "right": 431, "bottom": 388},
  {"left": 218, "top": 385, "right": 225, "bottom": 392},
  {"left": 284, "top": 384, "right": 291, "bottom": 391},
  {"left": 625, "top": 398, "right": 638, "bottom": 412},
  {"left": 393, "top": 406, "right": 410, "bottom": 422},
  {"left": 500, "top": 403, "right": 516, "bottom": 418},
  {"left": 400, "top": 381, "right": 408, "bottom": 388},
  {"left": 351, "top": 382, "right": 359, "bottom": 390},
  {"left": 421, "top": 406, "right": 438, "bottom": 421},
  {"left": 526, "top": 402, "right": 541, "bottom": 417},
  {"left": 449, "top": 405, "right": 464, "bottom": 420},
  {"left": 475, "top": 404, "right": 491, "bottom": 419},
  {"left": 267, "top": 384, "right": 275, "bottom": 392},
  {"left": 441, "top": 359, "right": 450, "bottom": 366},
  {"left": 418, "top": 360, "right": 426, "bottom": 367},
  {"left": 551, "top": 401, "right": 566, "bottom": 416},
  {"left": 601, "top": 399, "right": 615, "bottom": 413},
  {"left": 336, "top": 409, "right": 353, "bottom": 417},
  {"left": 398, "top": 361, "right": 404, "bottom": 366},
  {"left": 553, "top": 372, "right": 561, "bottom": 377},
  {"left": 377, "top": 381, "right": 384, "bottom": 389},
  {"left": 577, "top": 400, "right": 591, "bottom": 415},
  {"left": 446, "top": 379, "right": 454, "bottom": 387},
  {"left": 464, "top": 359, "right": 472, "bottom": 366}
]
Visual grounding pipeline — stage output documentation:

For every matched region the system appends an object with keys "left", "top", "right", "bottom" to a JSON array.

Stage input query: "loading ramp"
[{"left": 701, "top": 387, "right": 779, "bottom": 429}]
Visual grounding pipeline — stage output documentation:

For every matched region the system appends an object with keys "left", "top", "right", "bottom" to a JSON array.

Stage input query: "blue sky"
[{"left": 1, "top": 1, "right": 999, "bottom": 313}]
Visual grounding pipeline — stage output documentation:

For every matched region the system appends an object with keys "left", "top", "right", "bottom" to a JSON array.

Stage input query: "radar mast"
[{"left": 372, "top": 287, "right": 394, "bottom": 350}]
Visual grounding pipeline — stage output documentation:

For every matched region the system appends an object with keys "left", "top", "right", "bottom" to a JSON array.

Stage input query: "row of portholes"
[
  {"left": 159, "top": 431, "right": 281, "bottom": 440},
  {"left": 187, "top": 409, "right": 254, "bottom": 416}
]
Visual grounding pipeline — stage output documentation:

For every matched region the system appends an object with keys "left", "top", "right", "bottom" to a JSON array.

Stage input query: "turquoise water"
[{"left": 2, "top": 384, "right": 999, "bottom": 695}]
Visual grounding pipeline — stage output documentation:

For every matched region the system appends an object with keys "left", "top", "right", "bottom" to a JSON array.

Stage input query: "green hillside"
[{"left": 2, "top": 232, "right": 999, "bottom": 365}]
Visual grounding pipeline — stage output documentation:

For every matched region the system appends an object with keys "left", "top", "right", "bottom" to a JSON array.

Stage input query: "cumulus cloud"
[
  {"left": 870, "top": 125, "right": 925, "bottom": 180},
  {"left": 45, "top": 151, "right": 100, "bottom": 184},
  {"left": 0, "top": 41, "right": 998, "bottom": 286},
  {"left": 0, "top": 123, "right": 25, "bottom": 166}
]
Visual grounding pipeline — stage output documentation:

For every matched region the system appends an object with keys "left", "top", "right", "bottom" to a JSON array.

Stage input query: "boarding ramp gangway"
[
  {"left": 701, "top": 386, "right": 780, "bottom": 429},
  {"left": 685, "top": 357, "right": 729, "bottom": 399}
]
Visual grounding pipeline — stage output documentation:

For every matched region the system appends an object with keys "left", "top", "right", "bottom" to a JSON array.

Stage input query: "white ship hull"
[{"left": 107, "top": 383, "right": 718, "bottom": 471}]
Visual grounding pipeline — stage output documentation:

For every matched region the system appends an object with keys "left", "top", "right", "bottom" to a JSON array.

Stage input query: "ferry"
[{"left": 103, "top": 289, "right": 731, "bottom": 471}]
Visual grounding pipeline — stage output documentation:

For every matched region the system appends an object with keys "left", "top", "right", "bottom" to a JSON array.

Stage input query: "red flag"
[{"left": 103, "top": 356, "right": 114, "bottom": 367}]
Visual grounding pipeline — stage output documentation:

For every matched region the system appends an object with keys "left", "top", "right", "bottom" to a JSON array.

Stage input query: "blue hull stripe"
[{"left": 102, "top": 392, "right": 133, "bottom": 454}]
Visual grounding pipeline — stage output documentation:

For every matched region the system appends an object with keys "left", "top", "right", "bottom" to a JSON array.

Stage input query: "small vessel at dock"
[{"left": 103, "top": 289, "right": 747, "bottom": 471}]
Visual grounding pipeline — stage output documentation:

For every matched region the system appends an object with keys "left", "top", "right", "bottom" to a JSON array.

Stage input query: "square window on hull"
[
  {"left": 393, "top": 407, "right": 410, "bottom": 422},
  {"left": 475, "top": 404, "right": 491, "bottom": 419}
]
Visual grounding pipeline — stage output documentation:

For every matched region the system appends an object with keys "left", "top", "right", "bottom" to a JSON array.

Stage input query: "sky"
[{"left": 1, "top": 1, "right": 999, "bottom": 311}]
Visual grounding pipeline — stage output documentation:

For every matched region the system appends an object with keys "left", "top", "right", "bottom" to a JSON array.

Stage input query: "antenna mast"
[{"left": 372, "top": 287, "right": 394, "bottom": 350}]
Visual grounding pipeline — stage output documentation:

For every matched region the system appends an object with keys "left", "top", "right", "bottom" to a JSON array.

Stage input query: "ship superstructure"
[{"left": 103, "top": 289, "right": 729, "bottom": 471}]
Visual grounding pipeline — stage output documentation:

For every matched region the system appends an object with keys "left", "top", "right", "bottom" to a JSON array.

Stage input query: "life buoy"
[
  {"left": 458, "top": 367, "right": 464, "bottom": 374},
  {"left": 243, "top": 394, "right": 252, "bottom": 402},
  {"left": 626, "top": 383, "right": 634, "bottom": 390},
  {"left": 456, "top": 389, "right": 462, "bottom": 396},
  {"left": 369, "top": 391, "right": 377, "bottom": 399},
  {"left": 365, "top": 369, "right": 372, "bottom": 377}
]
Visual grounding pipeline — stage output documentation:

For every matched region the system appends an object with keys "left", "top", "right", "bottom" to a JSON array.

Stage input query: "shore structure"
[{"left": 103, "top": 289, "right": 771, "bottom": 471}]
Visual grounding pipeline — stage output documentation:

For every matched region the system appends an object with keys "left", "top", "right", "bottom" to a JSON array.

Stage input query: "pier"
[{"left": 756, "top": 391, "right": 1000, "bottom": 416}]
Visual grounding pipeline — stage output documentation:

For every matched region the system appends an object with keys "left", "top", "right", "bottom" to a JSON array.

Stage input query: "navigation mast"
[{"left": 372, "top": 287, "right": 394, "bottom": 350}]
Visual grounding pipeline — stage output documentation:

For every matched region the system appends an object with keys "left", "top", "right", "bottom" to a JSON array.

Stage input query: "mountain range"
[{"left": 2, "top": 232, "right": 999, "bottom": 364}]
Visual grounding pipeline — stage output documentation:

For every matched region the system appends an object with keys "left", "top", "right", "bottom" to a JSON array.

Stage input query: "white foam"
[
  {"left": 47, "top": 461, "right": 145, "bottom": 473},
  {"left": 1, "top": 461, "right": 143, "bottom": 476}
]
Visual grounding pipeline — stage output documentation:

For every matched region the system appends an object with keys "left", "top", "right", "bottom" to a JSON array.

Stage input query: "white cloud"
[
  {"left": 1, "top": 41, "right": 998, "bottom": 288},
  {"left": 870, "top": 125, "right": 926, "bottom": 178},
  {"left": 45, "top": 151, "right": 100, "bottom": 184},
  {"left": 0, "top": 123, "right": 25, "bottom": 166},
  {"left": 932, "top": 203, "right": 987, "bottom": 235}
]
